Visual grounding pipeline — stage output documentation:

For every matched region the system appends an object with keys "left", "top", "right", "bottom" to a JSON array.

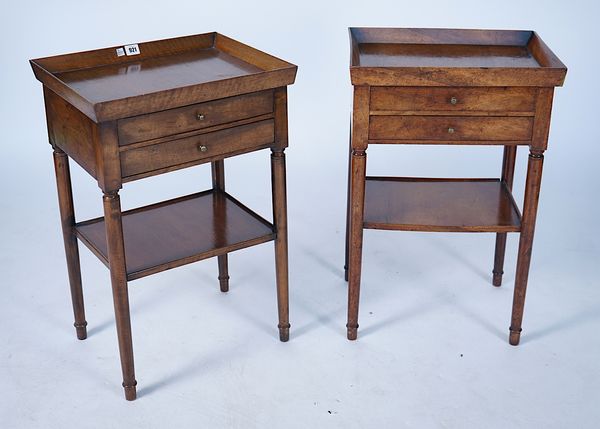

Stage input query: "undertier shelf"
[
  {"left": 75, "top": 190, "right": 275, "bottom": 280},
  {"left": 363, "top": 177, "right": 521, "bottom": 233}
]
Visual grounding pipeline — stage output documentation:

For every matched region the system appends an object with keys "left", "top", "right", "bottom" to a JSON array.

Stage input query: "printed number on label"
[{"left": 124, "top": 44, "right": 140, "bottom": 56}]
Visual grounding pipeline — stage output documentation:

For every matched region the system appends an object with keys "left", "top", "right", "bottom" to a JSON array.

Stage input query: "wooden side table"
[
  {"left": 344, "top": 28, "right": 566, "bottom": 345},
  {"left": 31, "top": 32, "right": 297, "bottom": 400}
]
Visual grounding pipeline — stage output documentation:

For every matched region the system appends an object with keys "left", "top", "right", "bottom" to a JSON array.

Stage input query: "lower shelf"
[
  {"left": 363, "top": 177, "right": 522, "bottom": 233},
  {"left": 75, "top": 190, "right": 275, "bottom": 280}
]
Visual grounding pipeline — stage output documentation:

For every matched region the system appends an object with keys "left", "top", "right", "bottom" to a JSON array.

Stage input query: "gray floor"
[{"left": 2, "top": 1, "right": 599, "bottom": 427}]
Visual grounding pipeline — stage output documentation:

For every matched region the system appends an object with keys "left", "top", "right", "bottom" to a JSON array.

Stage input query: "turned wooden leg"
[
  {"left": 346, "top": 149, "right": 367, "bottom": 340},
  {"left": 103, "top": 191, "right": 137, "bottom": 400},
  {"left": 212, "top": 160, "right": 229, "bottom": 292},
  {"left": 509, "top": 149, "right": 544, "bottom": 346},
  {"left": 52, "top": 147, "right": 87, "bottom": 340},
  {"left": 271, "top": 149, "right": 290, "bottom": 342},
  {"left": 493, "top": 145, "right": 517, "bottom": 287},
  {"left": 344, "top": 122, "right": 352, "bottom": 282}
]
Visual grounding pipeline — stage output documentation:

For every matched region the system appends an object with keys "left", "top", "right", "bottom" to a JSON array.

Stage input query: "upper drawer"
[
  {"left": 369, "top": 116, "right": 533, "bottom": 142},
  {"left": 118, "top": 91, "right": 274, "bottom": 145},
  {"left": 370, "top": 87, "right": 536, "bottom": 113}
]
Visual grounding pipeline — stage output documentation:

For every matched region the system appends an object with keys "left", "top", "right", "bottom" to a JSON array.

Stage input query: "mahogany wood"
[
  {"left": 75, "top": 190, "right": 275, "bottom": 280},
  {"left": 345, "top": 27, "right": 566, "bottom": 344},
  {"left": 493, "top": 146, "right": 518, "bottom": 286},
  {"left": 52, "top": 147, "right": 87, "bottom": 340},
  {"left": 349, "top": 28, "right": 566, "bottom": 87},
  {"left": 369, "top": 116, "right": 533, "bottom": 141},
  {"left": 32, "top": 33, "right": 295, "bottom": 400},
  {"left": 212, "top": 160, "right": 230, "bottom": 293},
  {"left": 510, "top": 150, "right": 545, "bottom": 345},
  {"left": 119, "top": 119, "right": 275, "bottom": 178},
  {"left": 370, "top": 87, "right": 536, "bottom": 113},
  {"left": 103, "top": 191, "right": 137, "bottom": 401},
  {"left": 271, "top": 87, "right": 291, "bottom": 342},
  {"left": 31, "top": 32, "right": 297, "bottom": 122},
  {"left": 118, "top": 90, "right": 274, "bottom": 145},
  {"left": 363, "top": 178, "right": 521, "bottom": 232}
]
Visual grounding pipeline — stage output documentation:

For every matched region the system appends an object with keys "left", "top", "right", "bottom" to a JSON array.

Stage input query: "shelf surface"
[
  {"left": 363, "top": 177, "right": 521, "bottom": 233},
  {"left": 75, "top": 190, "right": 275, "bottom": 280}
]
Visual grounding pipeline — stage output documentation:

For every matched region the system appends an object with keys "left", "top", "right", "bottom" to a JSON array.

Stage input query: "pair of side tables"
[{"left": 31, "top": 28, "right": 566, "bottom": 400}]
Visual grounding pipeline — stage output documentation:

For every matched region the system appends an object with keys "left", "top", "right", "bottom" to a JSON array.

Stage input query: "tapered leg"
[
  {"left": 493, "top": 145, "right": 517, "bottom": 286},
  {"left": 212, "top": 160, "right": 229, "bottom": 292},
  {"left": 271, "top": 149, "right": 290, "bottom": 342},
  {"left": 344, "top": 122, "right": 352, "bottom": 282},
  {"left": 52, "top": 147, "right": 87, "bottom": 340},
  {"left": 346, "top": 149, "right": 367, "bottom": 340},
  {"left": 103, "top": 191, "right": 137, "bottom": 400},
  {"left": 509, "top": 150, "right": 544, "bottom": 346}
]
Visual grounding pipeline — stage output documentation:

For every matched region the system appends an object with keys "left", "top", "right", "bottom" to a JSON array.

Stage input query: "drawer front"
[
  {"left": 118, "top": 91, "right": 274, "bottom": 145},
  {"left": 121, "top": 119, "right": 274, "bottom": 178},
  {"left": 369, "top": 116, "right": 533, "bottom": 141},
  {"left": 370, "top": 87, "right": 536, "bottom": 113}
]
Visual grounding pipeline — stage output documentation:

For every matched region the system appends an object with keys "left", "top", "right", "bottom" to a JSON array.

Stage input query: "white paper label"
[
  {"left": 124, "top": 44, "right": 140, "bottom": 56},
  {"left": 116, "top": 47, "right": 125, "bottom": 57}
]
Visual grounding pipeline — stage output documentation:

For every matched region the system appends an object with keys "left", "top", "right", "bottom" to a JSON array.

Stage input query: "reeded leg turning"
[
  {"left": 346, "top": 149, "right": 367, "bottom": 340},
  {"left": 211, "top": 160, "right": 230, "bottom": 292},
  {"left": 509, "top": 149, "right": 544, "bottom": 346},
  {"left": 52, "top": 147, "right": 87, "bottom": 340},
  {"left": 271, "top": 149, "right": 290, "bottom": 342},
  {"left": 493, "top": 145, "right": 517, "bottom": 287},
  {"left": 103, "top": 191, "right": 137, "bottom": 400}
]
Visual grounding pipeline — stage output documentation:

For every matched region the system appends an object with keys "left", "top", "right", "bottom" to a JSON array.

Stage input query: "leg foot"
[
  {"left": 123, "top": 381, "right": 137, "bottom": 401},
  {"left": 492, "top": 271, "right": 503, "bottom": 287},
  {"left": 509, "top": 328, "right": 522, "bottom": 346},
  {"left": 278, "top": 323, "right": 290, "bottom": 342},
  {"left": 347, "top": 324, "right": 358, "bottom": 341},
  {"left": 218, "top": 275, "right": 230, "bottom": 293},
  {"left": 74, "top": 321, "right": 88, "bottom": 340}
]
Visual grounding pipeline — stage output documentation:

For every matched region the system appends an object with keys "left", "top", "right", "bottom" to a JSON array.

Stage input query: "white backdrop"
[{"left": 1, "top": 1, "right": 599, "bottom": 428}]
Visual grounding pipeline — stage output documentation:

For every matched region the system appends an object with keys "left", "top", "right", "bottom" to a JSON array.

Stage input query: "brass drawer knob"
[
  {"left": 196, "top": 113, "right": 205, "bottom": 121},
  {"left": 198, "top": 145, "right": 208, "bottom": 152},
  {"left": 448, "top": 127, "right": 455, "bottom": 134},
  {"left": 450, "top": 96, "right": 458, "bottom": 105}
]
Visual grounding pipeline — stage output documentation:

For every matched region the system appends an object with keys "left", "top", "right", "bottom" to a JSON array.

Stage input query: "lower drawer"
[
  {"left": 369, "top": 116, "right": 533, "bottom": 141},
  {"left": 121, "top": 119, "right": 274, "bottom": 178}
]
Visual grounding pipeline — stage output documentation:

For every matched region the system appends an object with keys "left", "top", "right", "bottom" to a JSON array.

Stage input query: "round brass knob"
[
  {"left": 450, "top": 97, "right": 458, "bottom": 105},
  {"left": 196, "top": 113, "right": 205, "bottom": 121},
  {"left": 448, "top": 127, "right": 455, "bottom": 134},
  {"left": 198, "top": 145, "right": 208, "bottom": 152}
]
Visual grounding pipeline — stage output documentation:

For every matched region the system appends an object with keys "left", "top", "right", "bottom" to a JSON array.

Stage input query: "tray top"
[
  {"left": 349, "top": 28, "right": 566, "bottom": 87},
  {"left": 31, "top": 32, "right": 297, "bottom": 122},
  {"left": 56, "top": 48, "right": 264, "bottom": 104}
]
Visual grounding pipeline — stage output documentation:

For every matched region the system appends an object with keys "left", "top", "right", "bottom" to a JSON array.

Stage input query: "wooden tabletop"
[
  {"left": 349, "top": 28, "right": 567, "bottom": 87},
  {"left": 31, "top": 32, "right": 297, "bottom": 122}
]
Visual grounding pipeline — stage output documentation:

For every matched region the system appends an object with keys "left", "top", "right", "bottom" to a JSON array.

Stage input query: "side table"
[
  {"left": 344, "top": 28, "right": 566, "bottom": 344},
  {"left": 31, "top": 32, "right": 297, "bottom": 400}
]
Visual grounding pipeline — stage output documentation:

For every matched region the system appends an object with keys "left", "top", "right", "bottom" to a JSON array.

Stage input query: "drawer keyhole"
[
  {"left": 448, "top": 127, "right": 455, "bottom": 134},
  {"left": 198, "top": 145, "right": 208, "bottom": 152},
  {"left": 196, "top": 113, "right": 205, "bottom": 121},
  {"left": 450, "top": 97, "right": 458, "bottom": 105}
]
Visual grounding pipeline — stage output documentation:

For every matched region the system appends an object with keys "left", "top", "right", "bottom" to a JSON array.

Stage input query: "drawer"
[
  {"left": 121, "top": 119, "right": 274, "bottom": 178},
  {"left": 118, "top": 91, "right": 274, "bottom": 145},
  {"left": 370, "top": 87, "right": 536, "bottom": 113},
  {"left": 369, "top": 116, "right": 533, "bottom": 141}
]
